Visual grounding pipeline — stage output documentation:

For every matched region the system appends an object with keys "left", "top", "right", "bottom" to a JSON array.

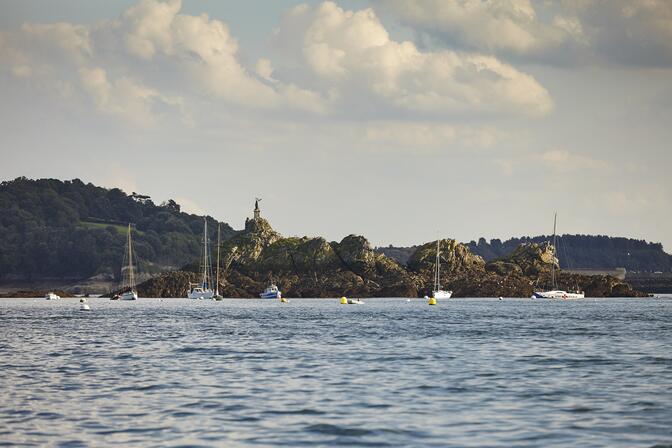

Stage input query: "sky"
[{"left": 1, "top": 0, "right": 671, "bottom": 250}]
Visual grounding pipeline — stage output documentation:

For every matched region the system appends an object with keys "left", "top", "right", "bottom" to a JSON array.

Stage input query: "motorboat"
[{"left": 260, "top": 284, "right": 282, "bottom": 299}]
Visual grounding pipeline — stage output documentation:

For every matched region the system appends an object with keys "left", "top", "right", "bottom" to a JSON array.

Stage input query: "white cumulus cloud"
[
  {"left": 78, "top": 67, "right": 179, "bottom": 126},
  {"left": 383, "top": 0, "right": 672, "bottom": 66},
  {"left": 0, "top": 0, "right": 329, "bottom": 124},
  {"left": 383, "top": 0, "right": 581, "bottom": 55},
  {"left": 275, "top": 1, "right": 553, "bottom": 116}
]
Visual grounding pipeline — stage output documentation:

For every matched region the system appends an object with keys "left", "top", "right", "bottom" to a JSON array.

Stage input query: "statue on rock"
[{"left": 254, "top": 197, "right": 261, "bottom": 221}]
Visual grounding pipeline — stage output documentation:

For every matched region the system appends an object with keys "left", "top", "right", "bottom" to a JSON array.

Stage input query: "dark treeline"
[
  {"left": 468, "top": 235, "right": 671, "bottom": 272},
  {"left": 377, "top": 235, "right": 672, "bottom": 273},
  {"left": 3, "top": 177, "right": 670, "bottom": 281},
  {"left": 0, "top": 177, "right": 236, "bottom": 280}
]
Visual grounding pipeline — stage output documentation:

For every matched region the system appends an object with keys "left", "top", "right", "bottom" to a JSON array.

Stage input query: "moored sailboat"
[
  {"left": 214, "top": 223, "right": 223, "bottom": 301},
  {"left": 188, "top": 218, "right": 215, "bottom": 300},
  {"left": 533, "top": 213, "right": 585, "bottom": 299},
  {"left": 119, "top": 223, "right": 138, "bottom": 300},
  {"left": 432, "top": 239, "right": 453, "bottom": 299}
]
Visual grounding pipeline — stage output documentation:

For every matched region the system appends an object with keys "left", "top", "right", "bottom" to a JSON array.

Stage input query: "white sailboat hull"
[
  {"left": 188, "top": 289, "right": 214, "bottom": 300},
  {"left": 189, "top": 219, "right": 215, "bottom": 300},
  {"left": 533, "top": 290, "right": 584, "bottom": 299},
  {"left": 432, "top": 290, "right": 452, "bottom": 299},
  {"left": 120, "top": 290, "right": 138, "bottom": 300},
  {"left": 45, "top": 292, "right": 61, "bottom": 300}
]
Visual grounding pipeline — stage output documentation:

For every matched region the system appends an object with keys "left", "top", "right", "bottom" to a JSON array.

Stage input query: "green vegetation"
[
  {"left": 377, "top": 235, "right": 672, "bottom": 273},
  {"left": 0, "top": 177, "right": 235, "bottom": 280},
  {"left": 79, "top": 220, "right": 135, "bottom": 234},
  {"left": 467, "top": 235, "right": 672, "bottom": 272}
]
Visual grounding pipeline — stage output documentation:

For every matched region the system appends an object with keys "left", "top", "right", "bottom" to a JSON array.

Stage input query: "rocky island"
[{"left": 137, "top": 207, "right": 645, "bottom": 298}]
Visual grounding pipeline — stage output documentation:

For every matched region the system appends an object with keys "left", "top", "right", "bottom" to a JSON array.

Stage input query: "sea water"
[{"left": 1, "top": 297, "right": 671, "bottom": 447}]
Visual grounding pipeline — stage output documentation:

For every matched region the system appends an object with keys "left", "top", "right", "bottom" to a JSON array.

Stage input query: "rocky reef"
[
  {"left": 135, "top": 217, "right": 645, "bottom": 298},
  {"left": 136, "top": 271, "right": 200, "bottom": 298},
  {"left": 215, "top": 218, "right": 416, "bottom": 298}
]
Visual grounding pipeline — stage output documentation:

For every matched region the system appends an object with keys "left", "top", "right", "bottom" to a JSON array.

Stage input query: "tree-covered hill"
[
  {"left": 0, "top": 177, "right": 235, "bottom": 280},
  {"left": 377, "top": 235, "right": 672, "bottom": 273},
  {"left": 466, "top": 236, "right": 672, "bottom": 272}
]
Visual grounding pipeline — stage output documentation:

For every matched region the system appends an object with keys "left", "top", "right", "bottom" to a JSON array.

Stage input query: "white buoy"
[{"left": 80, "top": 298, "right": 91, "bottom": 311}]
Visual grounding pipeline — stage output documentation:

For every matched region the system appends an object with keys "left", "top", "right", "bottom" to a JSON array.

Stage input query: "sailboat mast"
[
  {"left": 127, "top": 224, "right": 135, "bottom": 289},
  {"left": 435, "top": 239, "right": 441, "bottom": 291},
  {"left": 215, "top": 223, "right": 221, "bottom": 296},
  {"left": 202, "top": 219, "right": 208, "bottom": 289},
  {"left": 551, "top": 212, "right": 557, "bottom": 289}
]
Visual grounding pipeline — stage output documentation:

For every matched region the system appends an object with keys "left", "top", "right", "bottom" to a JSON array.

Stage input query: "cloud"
[
  {"left": 121, "top": 0, "right": 181, "bottom": 59},
  {"left": 492, "top": 148, "right": 610, "bottom": 177},
  {"left": 78, "top": 67, "right": 179, "bottom": 126},
  {"left": 383, "top": 0, "right": 672, "bottom": 67},
  {"left": 536, "top": 149, "right": 610, "bottom": 173},
  {"left": 0, "top": 0, "right": 556, "bottom": 125},
  {"left": 274, "top": 1, "right": 553, "bottom": 116},
  {"left": 383, "top": 0, "right": 582, "bottom": 55},
  {"left": 0, "top": 0, "right": 328, "bottom": 125},
  {"left": 564, "top": 0, "right": 672, "bottom": 67},
  {"left": 358, "top": 121, "right": 501, "bottom": 152},
  {"left": 255, "top": 58, "right": 274, "bottom": 80},
  {"left": 20, "top": 22, "right": 92, "bottom": 61},
  {"left": 108, "top": 0, "right": 329, "bottom": 113},
  {"left": 604, "top": 191, "right": 652, "bottom": 216}
]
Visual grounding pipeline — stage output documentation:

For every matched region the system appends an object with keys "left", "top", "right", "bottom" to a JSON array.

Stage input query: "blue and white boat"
[{"left": 260, "top": 284, "right": 282, "bottom": 299}]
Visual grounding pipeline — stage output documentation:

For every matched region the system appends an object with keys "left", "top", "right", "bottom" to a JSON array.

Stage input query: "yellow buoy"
[
  {"left": 340, "top": 296, "right": 348, "bottom": 305},
  {"left": 428, "top": 297, "right": 437, "bottom": 306},
  {"left": 280, "top": 297, "right": 288, "bottom": 303}
]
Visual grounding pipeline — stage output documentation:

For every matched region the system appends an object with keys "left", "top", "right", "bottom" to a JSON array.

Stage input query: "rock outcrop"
[
  {"left": 134, "top": 217, "right": 645, "bottom": 298},
  {"left": 213, "top": 219, "right": 417, "bottom": 298},
  {"left": 407, "top": 239, "right": 534, "bottom": 297},
  {"left": 136, "top": 271, "right": 200, "bottom": 298}
]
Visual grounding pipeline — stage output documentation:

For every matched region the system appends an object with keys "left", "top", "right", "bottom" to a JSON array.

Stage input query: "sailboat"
[
  {"left": 188, "top": 218, "right": 215, "bottom": 300},
  {"left": 432, "top": 239, "right": 453, "bottom": 299},
  {"left": 532, "top": 213, "right": 585, "bottom": 299},
  {"left": 119, "top": 224, "right": 138, "bottom": 301},
  {"left": 214, "top": 223, "right": 223, "bottom": 301}
]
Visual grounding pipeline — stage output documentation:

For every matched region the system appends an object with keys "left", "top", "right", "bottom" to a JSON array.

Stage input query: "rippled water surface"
[{"left": 1, "top": 297, "right": 671, "bottom": 447}]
